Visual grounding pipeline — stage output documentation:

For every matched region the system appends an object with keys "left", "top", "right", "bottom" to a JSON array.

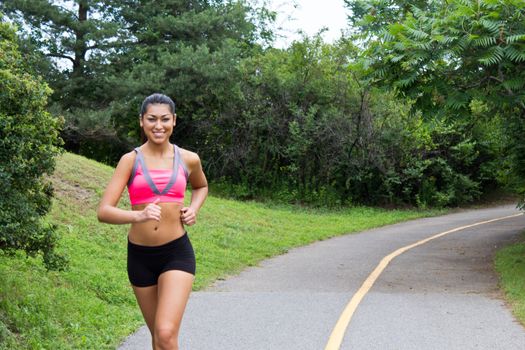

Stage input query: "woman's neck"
[{"left": 143, "top": 141, "right": 172, "bottom": 157}]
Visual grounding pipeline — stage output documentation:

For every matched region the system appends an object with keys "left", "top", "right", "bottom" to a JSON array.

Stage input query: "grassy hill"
[{"left": 0, "top": 152, "right": 441, "bottom": 349}]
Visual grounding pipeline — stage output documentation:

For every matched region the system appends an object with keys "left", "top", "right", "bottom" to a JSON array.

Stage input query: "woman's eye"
[{"left": 162, "top": 119, "right": 170, "bottom": 122}]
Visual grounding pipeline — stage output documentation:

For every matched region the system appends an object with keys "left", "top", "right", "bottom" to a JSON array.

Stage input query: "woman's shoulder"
[
  {"left": 117, "top": 150, "right": 138, "bottom": 168},
  {"left": 178, "top": 147, "right": 201, "bottom": 167}
]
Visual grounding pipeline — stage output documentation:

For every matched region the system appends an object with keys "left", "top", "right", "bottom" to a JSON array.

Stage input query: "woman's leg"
[
  {"left": 132, "top": 284, "right": 158, "bottom": 349},
  {"left": 153, "top": 270, "right": 194, "bottom": 350}
]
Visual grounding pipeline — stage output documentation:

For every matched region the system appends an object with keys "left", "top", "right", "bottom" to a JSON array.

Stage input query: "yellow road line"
[{"left": 324, "top": 212, "right": 524, "bottom": 350}]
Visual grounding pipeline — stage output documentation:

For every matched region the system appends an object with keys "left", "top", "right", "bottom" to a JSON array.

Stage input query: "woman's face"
[{"left": 140, "top": 103, "right": 176, "bottom": 144}]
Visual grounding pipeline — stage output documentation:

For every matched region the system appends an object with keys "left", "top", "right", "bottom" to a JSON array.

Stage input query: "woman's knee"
[{"left": 154, "top": 324, "right": 178, "bottom": 350}]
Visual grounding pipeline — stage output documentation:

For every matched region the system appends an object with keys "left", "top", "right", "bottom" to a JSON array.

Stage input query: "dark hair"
[{"left": 139, "top": 93, "right": 176, "bottom": 117}]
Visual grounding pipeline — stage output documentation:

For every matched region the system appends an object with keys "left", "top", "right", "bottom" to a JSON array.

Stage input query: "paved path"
[{"left": 118, "top": 205, "right": 525, "bottom": 349}]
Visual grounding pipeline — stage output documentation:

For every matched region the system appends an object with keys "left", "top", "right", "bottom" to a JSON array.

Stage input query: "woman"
[{"left": 97, "top": 93, "right": 208, "bottom": 350}]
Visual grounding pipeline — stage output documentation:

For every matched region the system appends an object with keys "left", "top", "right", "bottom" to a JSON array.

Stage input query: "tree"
[
  {"left": 107, "top": 0, "right": 274, "bottom": 151},
  {"left": 198, "top": 34, "right": 484, "bottom": 207},
  {"left": 0, "top": 15, "right": 66, "bottom": 270},
  {"left": 0, "top": 0, "right": 275, "bottom": 165},
  {"left": 0, "top": 0, "right": 125, "bottom": 109},
  {"left": 0, "top": 1, "right": 134, "bottom": 165},
  {"left": 345, "top": 0, "right": 436, "bottom": 36},
  {"left": 347, "top": 0, "right": 525, "bottom": 207}
]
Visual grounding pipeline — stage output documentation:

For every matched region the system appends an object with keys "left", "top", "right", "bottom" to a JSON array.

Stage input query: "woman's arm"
[
  {"left": 180, "top": 150, "right": 208, "bottom": 226},
  {"left": 97, "top": 152, "right": 161, "bottom": 225}
]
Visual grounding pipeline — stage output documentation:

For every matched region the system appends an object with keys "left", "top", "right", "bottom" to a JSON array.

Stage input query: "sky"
[{"left": 266, "top": 0, "right": 350, "bottom": 48}]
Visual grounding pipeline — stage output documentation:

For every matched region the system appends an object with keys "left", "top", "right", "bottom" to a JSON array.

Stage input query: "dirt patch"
[{"left": 48, "top": 176, "right": 96, "bottom": 205}]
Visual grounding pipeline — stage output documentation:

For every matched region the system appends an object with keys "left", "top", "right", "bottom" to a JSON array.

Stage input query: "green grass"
[
  {"left": 0, "top": 152, "right": 443, "bottom": 349},
  {"left": 495, "top": 231, "right": 525, "bottom": 326}
]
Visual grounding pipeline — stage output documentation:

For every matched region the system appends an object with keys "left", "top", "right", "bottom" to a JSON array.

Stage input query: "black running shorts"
[{"left": 127, "top": 232, "right": 196, "bottom": 287}]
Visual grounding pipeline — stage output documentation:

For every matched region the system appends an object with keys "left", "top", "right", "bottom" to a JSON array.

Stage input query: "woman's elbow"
[
  {"left": 97, "top": 205, "right": 107, "bottom": 223},
  {"left": 196, "top": 185, "right": 208, "bottom": 196}
]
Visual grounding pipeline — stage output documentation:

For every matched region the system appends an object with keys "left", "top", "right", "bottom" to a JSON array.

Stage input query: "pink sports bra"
[{"left": 127, "top": 145, "right": 189, "bottom": 206}]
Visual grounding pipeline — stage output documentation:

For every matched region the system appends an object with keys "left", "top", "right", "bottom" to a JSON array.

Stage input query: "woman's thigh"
[
  {"left": 155, "top": 270, "right": 194, "bottom": 333},
  {"left": 132, "top": 284, "right": 158, "bottom": 333}
]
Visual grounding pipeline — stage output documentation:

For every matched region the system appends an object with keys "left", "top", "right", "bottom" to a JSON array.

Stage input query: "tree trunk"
[{"left": 72, "top": 1, "right": 89, "bottom": 78}]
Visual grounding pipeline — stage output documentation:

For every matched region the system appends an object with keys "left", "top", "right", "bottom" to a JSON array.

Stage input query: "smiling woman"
[
  {"left": 97, "top": 93, "right": 209, "bottom": 350},
  {"left": 139, "top": 95, "right": 177, "bottom": 144}
]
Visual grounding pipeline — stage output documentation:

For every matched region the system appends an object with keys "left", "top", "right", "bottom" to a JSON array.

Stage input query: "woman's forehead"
[{"left": 145, "top": 103, "right": 172, "bottom": 115}]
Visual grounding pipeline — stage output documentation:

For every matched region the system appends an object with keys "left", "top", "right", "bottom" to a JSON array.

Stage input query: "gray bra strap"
[
  {"left": 176, "top": 145, "right": 190, "bottom": 179},
  {"left": 134, "top": 145, "right": 180, "bottom": 195},
  {"left": 127, "top": 148, "right": 141, "bottom": 187}
]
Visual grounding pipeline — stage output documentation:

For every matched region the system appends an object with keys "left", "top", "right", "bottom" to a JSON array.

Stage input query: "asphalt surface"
[{"left": 118, "top": 205, "right": 525, "bottom": 350}]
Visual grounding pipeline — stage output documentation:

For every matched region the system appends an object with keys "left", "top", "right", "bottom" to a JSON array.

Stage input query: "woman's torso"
[
  {"left": 129, "top": 202, "right": 185, "bottom": 245},
  {"left": 127, "top": 144, "right": 188, "bottom": 246}
]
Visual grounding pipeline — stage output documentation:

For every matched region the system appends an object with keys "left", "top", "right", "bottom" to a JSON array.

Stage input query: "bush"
[
  {"left": 0, "top": 17, "right": 66, "bottom": 270},
  {"left": 201, "top": 36, "right": 498, "bottom": 208},
  {"left": 55, "top": 106, "right": 132, "bottom": 166}
]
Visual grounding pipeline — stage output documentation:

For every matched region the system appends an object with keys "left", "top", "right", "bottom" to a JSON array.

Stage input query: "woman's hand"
[
  {"left": 180, "top": 207, "right": 197, "bottom": 226},
  {"left": 135, "top": 198, "right": 162, "bottom": 223}
]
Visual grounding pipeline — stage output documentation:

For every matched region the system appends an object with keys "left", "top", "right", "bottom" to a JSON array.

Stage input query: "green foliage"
[
  {"left": 203, "top": 37, "right": 366, "bottom": 205},
  {"left": 0, "top": 0, "right": 124, "bottom": 109},
  {"left": 107, "top": 1, "right": 270, "bottom": 152},
  {"left": 54, "top": 106, "right": 131, "bottom": 166},
  {"left": 0, "top": 17, "right": 66, "bottom": 270},
  {"left": 344, "top": 0, "right": 437, "bottom": 36},
  {"left": 494, "top": 231, "right": 525, "bottom": 326},
  {"left": 200, "top": 35, "right": 493, "bottom": 207},
  {"left": 0, "top": 0, "right": 275, "bottom": 165},
  {"left": 0, "top": 0, "right": 137, "bottom": 165},
  {"left": 2, "top": 1, "right": 509, "bottom": 208},
  {"left": 501, "top": 112, "right": 525, "bottom": 208},
  {"left": 349, "top": 0, "right": 525, "bottom": 207}
]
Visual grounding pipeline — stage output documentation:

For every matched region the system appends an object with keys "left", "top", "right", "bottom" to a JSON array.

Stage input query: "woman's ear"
[
  {"left": 173, "top": 113, "right": 177, "bottom": 126},
  {"left": 139, "top": 116, "right": 144, "bottom": 128}
]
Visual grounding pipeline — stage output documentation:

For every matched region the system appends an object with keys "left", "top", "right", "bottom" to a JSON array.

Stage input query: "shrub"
[{"left": 0, "top": 17, "right": 66, "bottom": 270}]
